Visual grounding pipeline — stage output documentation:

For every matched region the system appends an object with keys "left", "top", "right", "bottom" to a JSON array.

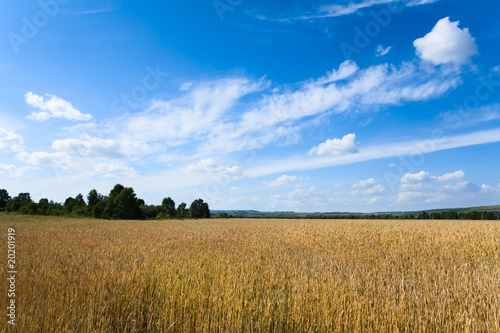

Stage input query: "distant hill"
[{"left": 211, "top": 205, "right": 500, "bottom": 220}]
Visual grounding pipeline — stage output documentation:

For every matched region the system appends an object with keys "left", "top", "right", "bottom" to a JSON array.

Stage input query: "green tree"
[
  {"left": 113, "top": 187, "right": 142, "bottom": 220},
  {"left": 6, "top": 193, "right": 32, "bottom": 212},
  {"left": 87, "top": 189, "right": 105, "bottom": 218},
  {"left": 162, "top": 197, "right": 176, "bottom": 218},
  {"left": 38, "top": 198, "right": 50, "bottom": 215},
  {"left": 189, "top": 199, "right": 210, "bottom": 219},
  {"left": 419, "top": 212, "right": 429, "bottom": 219},
  {"left": 109, "top": 184, "right": 125, "bottom": 198},
  {"left": 48, "top": 200, "right": 64, "bottom": 216},
  {"left": 140, "top": 205, "right": 159, "bottom": 219},
  {"left": 177, "top": 202, "right": 187, "bottom": 218},
  {"left": 0, "top": 189, "right": 10, "bottom": 209},
  {"left": 64, "top": 197, "right": 77, "bottom": 214},
  {"left": 105, "top": 184, "right": 125, "bottom": 218},
  {"left": 18, "top": 201, "right": 37, "bottom": 215}
]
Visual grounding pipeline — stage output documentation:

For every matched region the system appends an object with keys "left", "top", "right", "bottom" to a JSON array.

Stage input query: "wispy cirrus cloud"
[
  {"left": 246, "top": 128, "right": 500, "bottom": 178},
  {"left": 262, "top": 0, "right": 442, "bottom": 21},
  {"left": 197, "top": 59, "right": 462, "bottom": 156},
  {"left": 64, "top": 6, "right": 116, "bottom": 15},
  {"left": 376, "top": 45, "right": 392, "bottom": 57},
  {"left": 439, "top": 104, "right": 500, "bottom": 129}
]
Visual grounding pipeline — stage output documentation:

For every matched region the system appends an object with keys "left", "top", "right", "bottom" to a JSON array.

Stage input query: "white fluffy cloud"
[
  {"left": 94, "top": 162, "right": 138, "bottom": 178},
  {"left": 309, "top": 134, "right": 358, "bottom": 156},
  {"left": 14, "top": 133, "right": 137, "bottom": 179},
  {"left": 184, "top": 158, "right": 245, "bottom": 181},
  {"left": 352, "top": 178, "right": 385, "bottom": 196},
  {"left": 52, "top": 135, "right": 123, "bottom": 158},
  {"left": 25, "top": 92, "right": 92, "bottom": 121},
  {"left": 268, "top": 175, "right": 302, "bottom": 187},
  {"left": 414, "top": 17, "right": 478, "bottom": 66},
  {"left": 401, "top": 171, "right": 432, "bottom": 183},
  {"left": 397, "top": 170, "right": 495, "bottom": 205},
  {"left": 435, "top": 170, "right": 465, "bottom": 182},
  {"left": 0, "top": 128, "right": 24, "bottom": 153},
  {"left": 0, "top": 164, "right": 38, "bottom": 178},
  {"left": 16, "top": 151, "right": 74, "bottom": 169},
  {"left": 402, "top": 170, "right": 465, "bottom": 183}
]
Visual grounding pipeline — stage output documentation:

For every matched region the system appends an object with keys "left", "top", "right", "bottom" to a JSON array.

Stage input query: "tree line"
[{"left": 0, "top": 185, "right": 210, "bottom": 220}]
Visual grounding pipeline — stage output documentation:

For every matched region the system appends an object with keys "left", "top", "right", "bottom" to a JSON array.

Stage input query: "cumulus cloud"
[
  {"left": 402, "top": 170, "right": 465, "bottom": 183},
  {"left": 397, "top": 191, "right": 425, "bottom": 202},
  {"left": 0, "top": 128, "right": 24, "bottom": 153},
  {"left": 435, "top": 170, "right": 465, "bottom": 182},
  {"left": 268, "top": 175, "right": 302, "bottom": 187},
  {"left": 0, "top": 164, "right": 38, "bottom": 178},
  {"left": 184, "top": 158, "right": 245, "bottom": 181},
  {"left": 309, "top": 134, "right": 358, "bottom": 156},
  {"left": 52, "top": 135, "right": 123, "bottom": 158},
  {"left": 16, "top": 151, "right": 74, "bottom": 169},
  {"left": 94, "top": 162, "right": 138, "bottom": 178},
  {"left": 414, "top": 17, "right": 478, "bottom": 66},
  {"left": 446, "top": 180, "right": 480, "bottom": 192},
  {"left": 14, "top": 132, "right": 138, "bottom": 179},
  {"left": 401, "top": 171, "right": 432, "bottom": 183},
  {"left": 396, "top": 170, "right": 497, "bottom": 206},
  {"left": 25, "top": 92, "right": 92, "bottom": 121},
  {"left": 352, "top": 178, "right": 385, "bottom": 196}
]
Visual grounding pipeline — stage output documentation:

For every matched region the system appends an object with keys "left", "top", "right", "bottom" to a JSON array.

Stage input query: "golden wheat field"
[{"left": 1, "top": 215, "right": 499, "bottom": 332}]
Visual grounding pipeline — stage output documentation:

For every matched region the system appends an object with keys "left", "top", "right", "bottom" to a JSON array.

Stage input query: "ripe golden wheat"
[{"left": 1, "top": 215, "right": 499, "bottom": 332}]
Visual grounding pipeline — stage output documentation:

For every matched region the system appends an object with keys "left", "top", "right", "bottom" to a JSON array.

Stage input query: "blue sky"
[{"left": 1, "top": 0, "right": 500, "bottom": 212}]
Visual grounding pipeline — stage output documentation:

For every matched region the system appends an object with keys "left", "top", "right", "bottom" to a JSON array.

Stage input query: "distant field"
[{"left": 1, "top": 215, "right": 499, "bottom": 332}]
